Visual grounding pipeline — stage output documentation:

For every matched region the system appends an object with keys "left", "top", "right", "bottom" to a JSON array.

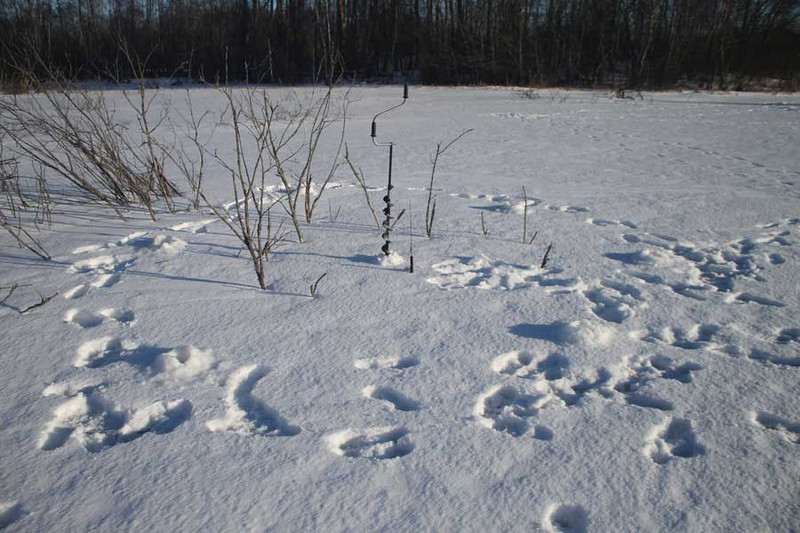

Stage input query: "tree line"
[{"left": 1, "top": 0, "right": 799, "bottom": 89}]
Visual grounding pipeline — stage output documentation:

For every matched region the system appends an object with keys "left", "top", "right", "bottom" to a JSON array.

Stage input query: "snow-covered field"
[{"left": 1, "top": 87, "right": 799, "bottom": 532}]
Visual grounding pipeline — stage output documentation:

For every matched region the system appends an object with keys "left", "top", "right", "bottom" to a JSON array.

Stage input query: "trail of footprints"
[
  {"left": 325, "top": 356, "right": 421, "bottom": 459},
  {"left": 33, "top": 195, "right": 798, "bottom": 523},
  {"left": 481, "top": 349, "right": 703, "bottom": 440},
  {"left": 42, "top": 223, "right": 300, "bottom": 454}
]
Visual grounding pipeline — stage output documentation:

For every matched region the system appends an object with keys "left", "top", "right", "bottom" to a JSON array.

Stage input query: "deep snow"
[{"left": 1, "top": 86, "right": 799, "bottom": 532}]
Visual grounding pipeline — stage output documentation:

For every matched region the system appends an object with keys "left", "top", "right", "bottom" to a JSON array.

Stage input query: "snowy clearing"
[{"left": 1, "top": 87, "right": 799, "bottom": 531}]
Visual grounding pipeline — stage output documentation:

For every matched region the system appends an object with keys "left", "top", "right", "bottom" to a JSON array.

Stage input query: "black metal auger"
[{"left": 371, "top": 84, "right": 409, "bottom": 256}]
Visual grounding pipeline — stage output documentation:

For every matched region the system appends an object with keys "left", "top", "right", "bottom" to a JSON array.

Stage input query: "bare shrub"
[
  {"left": 261, "top": 87, "right": 349, "bottom": 235},
  {"left": 344, "top": 145, "right": 381, "bottom": 229},
  {"left": 165, "top": 88, "right": 212, "bottom": 211},
  {"left": 514, "top": 88, "right": 540, "bottom": 99},
  {"left": 425, "top": 129, "right": 473, "bottom": 238},
  {"left": 0, "top": 45, "right": 179, "bottom": 220},
  {"left": 0, "top": 146, "right": 51, "bottom": 260},
  {"left": 199, "top": 86, "right": 292, "bottom": 290}
]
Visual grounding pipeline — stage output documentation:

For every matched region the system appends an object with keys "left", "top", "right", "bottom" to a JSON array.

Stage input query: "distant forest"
[{"left": 1, "top": 0, "right": 799, "bottom": 89}]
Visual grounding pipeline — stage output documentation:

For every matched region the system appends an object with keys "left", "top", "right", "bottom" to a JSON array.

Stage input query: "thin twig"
[
  {"left": 21, "top": 292, "right": 58, "bottom": 313},
  {"left": 310, "top": 272, "right": 327, "bottom": 298}
]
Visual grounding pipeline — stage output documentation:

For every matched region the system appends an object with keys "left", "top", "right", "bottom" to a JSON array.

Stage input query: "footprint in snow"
[
  {"left": 63, "top": 284, "right": 89, "bottom": 300},
  {"left": 354, "top": 355, "right": 418, "bottom": 370},
  {"left": 74, "top": 337, "right": 217, "bottom": 381},
  {"left": 776, "top": 328, "right": 800, "bottom": 344},
  {"left": 644, "top": 417, "right": 705, "bottom": 465},
  {"left": 474, "top": 384, "right": 552, "bottom": 438},
  {"left": 362, "top": 385, "right": 421, "bottom": 412},
  {"left": 612, "top": 354, "right": 702, "bottom": 412},
  {"left": 39, "top": 386, "right": 191, "bottom": 452},
  {"left": 587, "top": 217, "right": 637, "bottom": 229},
  {"left": 206, "top": 364, "right": 300, "bottom": 437},
  {"left": 326, "top": 427, "right": 413, "bottom": 459},
  {"left": 169, "top": 218, "right": 217, "bottom": 234},
  {"left": 582, "top": 278, "right": 646, "bottom": 324},
  {"left": 630, "top": 324, "right": 720, "bottom": 351},
  {"left": 63, "top": 308, "right": 135, "bottom": 328},
  {"left": 0, "top": 501, "right": 24, "bottom": 529},
  {"left": 750, "top": 412, "right": 800, "bottom": 443},
  {"left": 544, "top": 504, "right": 589, "bottom": 533}
]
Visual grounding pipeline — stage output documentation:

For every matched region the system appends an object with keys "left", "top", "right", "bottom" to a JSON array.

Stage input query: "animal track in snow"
[
  {"left": 631, "top": 324, "right": 720, "bottom": 351},
  {"left": 623, "top": 269, "right": 707, "bottom": 301},
  {"left": 362, "top": 385, "right": 420, "bottom": 411},
  {"left": 0, "top": 500, "right": 23, "bottom": 529},
  {"left": 206, "top": 365, "right": 300, "bottom": 437},
  {"left": 748, "top": 349, "right": 800, "bottom": 368},
  {"left": 170, "top": 218, "right": 217, "bottom": 233},
  {"left": 617, "top": 228, "right": 790, "bottom": 294},
  {"left": 751, "top": 412, "right": 800, "bottom": 443},
  {"left": 725, "top": 291, "right": 784, "bottom": 307},
  {"left": 71, "top": 231, "right": 187, "bottom": 256},
  {"left": 63, "top": 284, "right": 89, "bottom": 300},
  {"left": 74, "top": 337, "right": 129, "bottom": 367},
  {"left": 758, "top": 217, "right": 800, "bottom": 230},
  {"left": 39, "top": 387, "right": 190, "bottom": 452},
  {"left": 645, "top": 417, "right": 704, "bottom": 465},
  {"left": 118, "top": 399, "right": 193, "bottom": 442},
  {"left": 587, "top": 217, "right": 637, "bottom": 229},
  {"left": 492, "top": 350, "right": 612, "bottom": 407},
  {"left": 559, "top": 205, "right": 589, "bottom": 213},
  {"left": 354, "top": 355, "right": 419, "bottom": 370},
  {"left": 492, "top": 351, "right": 569, "bottom": 380},
  {"left": 613, "top": 354, "right": 701, "bottom": 411},
  {"left": 427, "top": 256, "right": 586, "bottom": 293},
  {"left": 74, "top": 338, "right": 217, "bottom": 380},
  {"left": 91, "top": 273, "right": 121, "bottom": 288},
  {"left": 582, "top": 278, "right": 646, "bottom": 323},
  {"left": 474, "top": 384, "right": 551, "bottom": 437},
  {"left": 70, "top": 254, "right": 131, "bottom": 275},
  {"left": 427, "top": 255, "right": 536, "bottom": 291},
  {"left": 549, "top": 368, "right": 614, "bottom": 407},
  {"left": 776, "top": 328, "right": 800, "bottom": 344},
  {"left": 63, "top": 308, "right": 135, "bottom": 328},
  {"left": 326, "top": 427, "right": 413, "bottom": 459},
  {"left": 544, "top": 504, "right": 589, "bottom": 533}
]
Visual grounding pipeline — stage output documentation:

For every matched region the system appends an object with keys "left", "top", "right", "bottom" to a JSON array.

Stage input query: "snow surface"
[{"left": 1, "top": 87, "right": 800, "bottom": 531}]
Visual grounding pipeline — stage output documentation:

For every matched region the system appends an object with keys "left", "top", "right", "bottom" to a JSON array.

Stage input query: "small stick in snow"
[
  {"left": 0, "top": 283, "right": 25, "bottom": 305},
  {"left": 21, "top": 292, "right": 58, "bottom": 314},
  {"left": 391, "top": 208, "right": 406, "bottom": 230},
  {"left": 480, "top": 212, "right": 489, "bottom": 236},
  {"left": 328, "top": 199, "right": 341, "bottom": 223},
  {"left": 408, "top": 200, "right": 414, "bottom": 274},
  {"left": 310, "top": 273, "right": 327, "bottom": 299},
  {"left": 540, "top": 243, "right": 553, "bottom": 269},
  {"left": 522, "top": 186, "right": 529, "bottom": 244}
]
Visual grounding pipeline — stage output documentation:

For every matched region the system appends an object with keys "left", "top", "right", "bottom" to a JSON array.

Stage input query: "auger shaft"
[{"left": 371, "top": 84, "right": 408, "bottom": 257}]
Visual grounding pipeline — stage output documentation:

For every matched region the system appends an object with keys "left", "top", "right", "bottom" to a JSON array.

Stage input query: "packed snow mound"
[{"left": 378, "top": 251, "right": 405, "bottom": 267}]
